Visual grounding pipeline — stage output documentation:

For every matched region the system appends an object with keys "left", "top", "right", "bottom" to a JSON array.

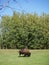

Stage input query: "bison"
[{"left": 19, "top": 48, "right": 31, "bottom": 57}]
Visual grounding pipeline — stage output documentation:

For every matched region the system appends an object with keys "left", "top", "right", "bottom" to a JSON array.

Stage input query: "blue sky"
[{"left": 0, "top": 0, "right": 49, "bottom": 17}]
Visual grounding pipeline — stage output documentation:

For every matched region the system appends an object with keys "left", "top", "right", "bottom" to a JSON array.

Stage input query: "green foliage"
[{"left": 0, "top": 12, "right": 49, "bottom": 49}]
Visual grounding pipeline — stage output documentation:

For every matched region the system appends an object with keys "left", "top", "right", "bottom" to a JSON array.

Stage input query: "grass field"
[{"left": 0, "top": 49, "right": 49, "bottom": 65}]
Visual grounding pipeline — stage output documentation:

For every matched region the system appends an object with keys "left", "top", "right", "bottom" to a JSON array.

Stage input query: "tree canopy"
[{"left": 0, "top": 12, "right": 49, "bottom": 49}]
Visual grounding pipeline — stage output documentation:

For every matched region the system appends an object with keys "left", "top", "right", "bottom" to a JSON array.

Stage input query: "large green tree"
[{"left": 0, "top": 12, "right": 49, "bottom": 49}]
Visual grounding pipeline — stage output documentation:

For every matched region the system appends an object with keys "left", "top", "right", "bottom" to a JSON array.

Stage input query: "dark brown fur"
[{"left": 19, "top": 48, "right": 31, "bottom": 57}]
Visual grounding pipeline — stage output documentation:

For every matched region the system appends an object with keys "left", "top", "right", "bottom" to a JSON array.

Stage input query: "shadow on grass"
[{"left": 18, "top": 55, "right": 31, "bottom": 57}]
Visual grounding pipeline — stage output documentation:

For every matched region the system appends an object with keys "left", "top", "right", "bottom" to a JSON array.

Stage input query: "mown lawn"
[{"left": 0, "top": 49, "right": 49, "bottom": 65}]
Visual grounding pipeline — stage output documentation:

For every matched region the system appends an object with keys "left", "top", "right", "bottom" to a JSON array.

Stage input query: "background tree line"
[{"left": 0, "top": 12, "right": 49, "bottom": 49}]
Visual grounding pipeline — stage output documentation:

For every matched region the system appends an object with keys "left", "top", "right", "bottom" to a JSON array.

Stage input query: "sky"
[{"left": 0, "top": 0, "right": 49, "bottom": 17}]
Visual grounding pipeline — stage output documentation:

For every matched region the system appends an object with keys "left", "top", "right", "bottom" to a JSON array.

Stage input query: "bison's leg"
[
  {"left": 19, "top": 51, "right": 22, "bottom": 56},
  {"left": 24, "top": 53, "right": 29, "bottom": 57},
  {"left": 24, "top": 54, "right": 26, "bottom": 57},
  {"left": 19, "top": 51, "right": 24, "bottom": 56},
  {"left": 24, "top": 53, "right": 31, "bottom": 57},
  {"left": 27, "top": 53, "right": 31, "bottom": 57}
]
